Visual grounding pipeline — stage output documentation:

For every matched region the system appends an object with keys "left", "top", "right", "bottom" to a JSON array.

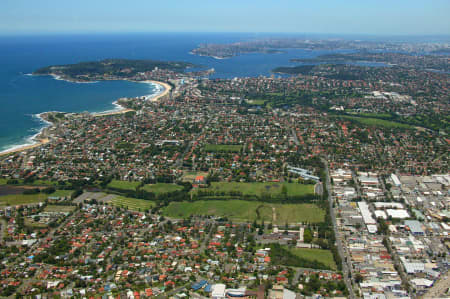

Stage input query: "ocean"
[{"left": 0, "top": 32, "right": 370, "bottom": 153}]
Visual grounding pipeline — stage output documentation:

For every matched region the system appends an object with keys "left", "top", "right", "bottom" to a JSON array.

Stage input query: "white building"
[{"left": 211, "top": 284, "right": 226, "bottom": 299}]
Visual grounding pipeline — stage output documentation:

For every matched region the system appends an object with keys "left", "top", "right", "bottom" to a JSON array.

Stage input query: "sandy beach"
[
  {"left": 0, "top": 138, "right": 49, "bottom": 157},
  {"left": 144, "top": 80, "right": 172, "bottom": 102},
  {"left": 0, "top": 80, "right": 172, "bottom": 156},
  {"left": 92, "top": 80, "right": 171, "bottom": 117}
]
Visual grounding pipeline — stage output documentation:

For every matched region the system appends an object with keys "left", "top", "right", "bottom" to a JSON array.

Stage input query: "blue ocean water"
[{"left": 0, "top": 32, "right": 363, "bottom": 152}]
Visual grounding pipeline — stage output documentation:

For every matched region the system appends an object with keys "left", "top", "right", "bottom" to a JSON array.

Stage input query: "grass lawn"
[
  {"left": 110, "top": 196, "right": 155, "bottom": 211},
  {"left": 204, "top": 144, "right": 243, "bottom": 152},
  {"left": 0, "top": 193, "right": 48, "bottom": 206},
  {"left": 197, "top": 182, "right": 315, "bottom": 198},
  {"left": 142, "top": 183, "right": 183, "bottom": 195},
  {"left": 181, "top": 171, "right": 209, "bottom": 182},
  {"left": 44, "top": 205, "right": 76, "bottom": 213},
  {"left": 289, "top": 247, "right": 337, "bottom": 270},
  {"left": 107, "top": 180, "right": 141, "bottom": 191},
  {"left": 162, "top": 200, "right": 325, "bottom": 224},
  {"left": 341, "top": 115, "right": 414, "bottom": 129},
  {"left": 0, "top": 179, "right": 8, "bottom": 185}
]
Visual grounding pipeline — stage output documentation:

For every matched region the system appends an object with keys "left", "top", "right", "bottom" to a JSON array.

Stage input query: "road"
[
  {"left": 321, "top": 157, "right": 355, "bottom": 299},
  {"left": 175, "top": 116, "right": 212, "bottom": 168}
]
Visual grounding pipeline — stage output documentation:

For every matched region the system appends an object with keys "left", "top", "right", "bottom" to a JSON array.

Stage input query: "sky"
[{"left": 1, "top": 0, "right": 449, "bottom": 35}]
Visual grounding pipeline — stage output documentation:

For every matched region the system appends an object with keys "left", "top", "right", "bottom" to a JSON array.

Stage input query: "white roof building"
[
  {"left": 358, "top": 202, "right": 377, "bottom": 225},
  {"left": 386, "top": 209, "right": 410, "bottom": 219},
  {"left": 211, "top": 284, "right": 226, "bottom": 299}
]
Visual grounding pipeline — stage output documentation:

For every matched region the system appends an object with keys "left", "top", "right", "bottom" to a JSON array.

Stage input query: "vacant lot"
[
  {"left": 162, "top": 200, "right": 324, "bottom": 224},
  {"left": 289, "top": 247, "right": 337, "bottom": 270},
  {"left": 0, "top": 193, "right": 47, "bottom": 206},
  {"left": 142, "top": 183, "right": 183, "bottom": 195},
  {"left": 110, "top": 196, "right": 155, "bottom": 211},
  {"left": 107, "top": 180, "right": 141, "bottom": 191},
  {"left": 197, "top": 182, "right": 315, "bottom": 198},
  {"left": 204, "top": 144, "right": 243, "bottom": 152}
]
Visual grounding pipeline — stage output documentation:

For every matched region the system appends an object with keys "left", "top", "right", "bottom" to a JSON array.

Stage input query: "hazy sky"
[{"left": 1, "top": 0, "right": 449, "bottom": 35}]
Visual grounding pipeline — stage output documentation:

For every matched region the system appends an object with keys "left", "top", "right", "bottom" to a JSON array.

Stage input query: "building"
[{"left": 211, "top": 284, "right": 226, "bottom": 299}]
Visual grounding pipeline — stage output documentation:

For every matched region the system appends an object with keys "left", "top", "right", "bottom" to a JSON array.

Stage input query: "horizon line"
[{"left": 0, "top": 31, "right": 449, "bottom": 38}]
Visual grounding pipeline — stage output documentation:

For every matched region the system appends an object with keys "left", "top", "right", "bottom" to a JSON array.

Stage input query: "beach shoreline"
[{"left": 0, "top": 77, "right": 172, "bottom": 156}]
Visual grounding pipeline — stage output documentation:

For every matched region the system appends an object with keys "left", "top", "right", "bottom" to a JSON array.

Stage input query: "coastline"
[
  {"left": 0, "top": 77, "right": 172, "bottom": 156},
  {"left": 0, "top": 113, "right": 52, "bottom": 156}
]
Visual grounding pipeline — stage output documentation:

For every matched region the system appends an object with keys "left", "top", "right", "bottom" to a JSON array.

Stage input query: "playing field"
[
  {"left": 341, "top": 115, "right": 413, "bottom": 129},
  {"left": 141, "top": 183, "right": 183, "bottom": 195},
  {"left": 204, "top": 144, "right": 243, "bottom": 152},
  {"left": 0, "top": 193, "right": 48, "bottom": 206},
  {"left": 162, "top": 200, "right": 325, "bottom": 224},
  {"left": 107, "top": 180, "right": 141, "bottom": 191},
  {"left": 196, "top": 182, "right": 315, "bottom": 198},
  {"left": 289, "top": 248, "right": 337, "bottom": 270},
  {"left": 110, "top": 196, "right": 155, "bottom": 211}
]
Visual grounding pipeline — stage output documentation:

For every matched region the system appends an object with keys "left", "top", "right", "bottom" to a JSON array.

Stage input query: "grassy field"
[
  {"left": 204, "top": 144, "right": 243, "bottom": 152},
  {"left": 0, "top": 179, "right": 8, "bottom": 185},
  {"left": 0, "top": 193, "right": 48, "bottom": 206},
  {"left": 162, "top": 200, "right": 325, "bottom": 224},
  {"left": 44, "top": 205, "right": 76, "bottom": 213},
  {"left": 110, "top": 196, "right": 155, "bottom": 211},
  {"left": 197, "top": 182, "right": 315, "bottom": 198},
  {"left": 289, "top": 248, "right": 337, "bottom": 270},
  {"left": 181, "top": 171, "right": 209, "bottom": 182},
  {"left": 341, "top": 115, "right": 414, "bottom": 129},
  {"left": 142, "top": 183, "right": 183, "bottom": 195},
  {"left": 107, "top": 180, "right": 141, "bottom": 191}
]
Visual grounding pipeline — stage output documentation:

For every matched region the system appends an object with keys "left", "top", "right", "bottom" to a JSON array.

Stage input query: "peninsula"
[{"left": 33, "top": 58, "right": 194, "bottom": 82}]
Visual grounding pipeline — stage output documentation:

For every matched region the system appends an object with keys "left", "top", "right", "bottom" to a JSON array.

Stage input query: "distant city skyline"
[{"left": 1, "top": 0, "right": 450, "bottom": 36}]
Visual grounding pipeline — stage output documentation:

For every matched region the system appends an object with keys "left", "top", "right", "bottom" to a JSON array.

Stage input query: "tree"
[{"left": 303, "top": 228, "right": 313, "bottom": 243}]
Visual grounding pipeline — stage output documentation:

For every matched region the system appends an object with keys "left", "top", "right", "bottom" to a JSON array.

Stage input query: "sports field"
[
  {"left": 142, "top": 183, "right": 183, "bottom": 195},
  {"left": 107, "top": 180, "right": 141, "bottom": 191},
  {"left": 197, "top": 182, "right": 315, "bottom": 198},
  {"left": 162, "top": 200, "right": 324, "bottom": 224},
  {"left": 341, "top": 115, "right": 413, "bottom": 129},
  {"left": 110, "top": 196, "right": 155, "bottom": 211}
]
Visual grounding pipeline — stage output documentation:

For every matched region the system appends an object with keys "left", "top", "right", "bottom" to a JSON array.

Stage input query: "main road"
[{"left": 321, "top": 157, "right": 356, "bottom": 299}]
